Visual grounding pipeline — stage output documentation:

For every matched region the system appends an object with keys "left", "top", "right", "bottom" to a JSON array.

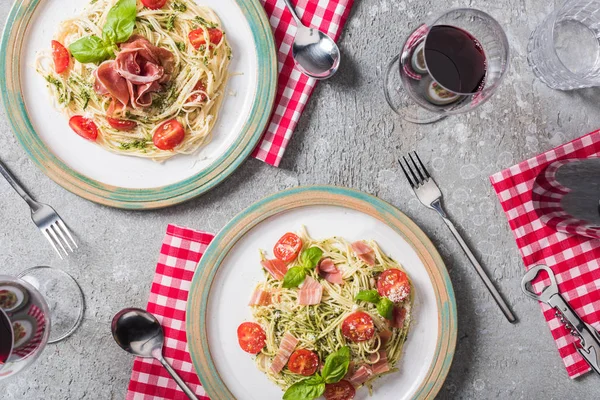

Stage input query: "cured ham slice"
[
  {"left": 369, "top": 350, "right": 390, "bottom": 375},
  {"left": 248, "top": 288, "right": 271, "bottom": 306},
  {"left": 270, "top": 332, "right": 298, "bottom": 374},
  {"left": 388, "top": 306, "right": 407, "bottom": 329},
  {"left": 94, "top": 35, "right": 175, "bottom": 109},
  {"left": 261, "top": 259, "right": 288, "bottom": 280},
  {"left": 348, "top": 365, "right": 373, "bottom": 386},
  {"left": 317, "top": 258, "right": 344, "bottom": 285},
  {"left": 351, "top": 241, "right": 376, "bottom": 266},
  {"left": 297, "top": 276, "right": 323, "bottom": 305},
  {"left": 379, "top": 329, "right": 393, "bottom": 345}
]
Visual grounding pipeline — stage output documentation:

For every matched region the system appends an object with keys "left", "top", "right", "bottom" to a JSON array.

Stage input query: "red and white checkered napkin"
[
  {"left": 251, "top": 0, "right": 354, "bottom": 166},
  {"left": 490, "top": 130, "right": 600, "bottom": 378},
  {"left": 127, "top": 225, "right": 214, "bottom": 399}
]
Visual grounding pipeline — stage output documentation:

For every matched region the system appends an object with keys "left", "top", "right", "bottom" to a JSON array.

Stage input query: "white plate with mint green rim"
[
  {"left": 0, "top": 0, "right": 277, "bottom": 209},
  {"left": 187, "top": 186, "right": 457, "bottom": 400}
]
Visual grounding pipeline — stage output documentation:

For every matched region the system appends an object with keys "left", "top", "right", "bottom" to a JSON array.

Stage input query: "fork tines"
[
  {"left": 399, "top": 151, "right": 431, "bottom": 188},
  {"left": 42, "top": 219, "right": 78, "bottom": 260}
]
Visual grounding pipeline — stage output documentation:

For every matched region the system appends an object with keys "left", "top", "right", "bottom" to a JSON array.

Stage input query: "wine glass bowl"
[
  {"left": 0, "top": 275, "right": 51, "bottom": 380},
  {"left": 384, "top": 8, "right": 510, "bottom": 124}
]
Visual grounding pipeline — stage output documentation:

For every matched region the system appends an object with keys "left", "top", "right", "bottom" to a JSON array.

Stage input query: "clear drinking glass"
[
  {"left": 383, "top": 8, "right": 510, "bottom": 124},
  {"left": 0, "top": 267, "right": 84, "bottom": 380},
  {"left": 528, "top": 0, "right": 600, "bottom": 90}
]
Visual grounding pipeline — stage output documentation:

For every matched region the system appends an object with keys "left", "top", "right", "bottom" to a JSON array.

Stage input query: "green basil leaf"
[
  {"left": 283, "top": 376, "right": 325, "bottom": 400},
  {"left": 322, "top": 346, "right": 350, "bottom": 384},
  {"left": 355, "top": 290, "right": 381, "bottom": 304},
  {"left": 69, "top": 35, "right": 115, "bottom": 63},
  {"left": 299, "top": 247, "right": 323, "bottom": 270},
  {"left": 377, "top": 297, "right": 394, "bottom": 320},
  {"left": 282, "top": 266, "right": 307, "bottom": 289},
  {"left": 102, "top": 0, "right": 137, "bottom": 44}
]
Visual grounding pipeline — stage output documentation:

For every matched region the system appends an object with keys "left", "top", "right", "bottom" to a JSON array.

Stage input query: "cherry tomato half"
[
  {"left": 324, "top": 380, "right": 356, "bottom": 400},
  {"left": 69, "top": 115, "right": 98, "bottom": 141},
  {"left": 152, "top": 119, "right": 185, "bottom": 150},
  {"left": 188, "top": 81, "right": 208, "bottom": 103},
  {"left": 273, "top": 233, "right": 303, "bottom": 262},
  {"left": 107, "top": 117, "right": 137, "bottom": 131},
  {"left": 51, "top": 40, "right": 70, "bottom": 74},
  {"left": 377, "top": 269, "right": 410, "bottom": 303},
  {"left": 341, "top": 312, "right": 375, "bottom": 343},
  {"left": 237, "top": 322, "right": 266, "bottom": 354},
  {"left": 287, "top": 349, "right": 319, "bottom": 376},
  {"left": 188, "top": 28, "right": 223, "bottom": 49},
  {"left": 141, "top": 0, "right": 167, "bottom": 9}
]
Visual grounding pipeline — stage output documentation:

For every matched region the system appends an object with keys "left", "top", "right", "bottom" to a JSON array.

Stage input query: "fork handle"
[
  {"left": 438, "top": 213, "right": 517, "bottom": 323},
  {"left": 0, "top": 160, "right": 40, "bottom": 211}
]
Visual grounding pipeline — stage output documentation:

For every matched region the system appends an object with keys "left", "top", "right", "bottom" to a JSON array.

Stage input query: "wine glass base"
[
  {"left": 18, "top": 267, "right": 84, "bottom": 344},
  {"left": 383, "top": 54, "right": 446, "bottom": 124}
]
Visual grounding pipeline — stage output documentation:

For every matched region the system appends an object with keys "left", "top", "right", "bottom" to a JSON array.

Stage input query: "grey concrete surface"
[{"left": 1, "top": 0, "right": 600, "bottom": 398}]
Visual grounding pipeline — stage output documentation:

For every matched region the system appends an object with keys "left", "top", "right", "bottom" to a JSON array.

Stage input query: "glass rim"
[
  {"left": 547, "top": 8, "right": 599, "bottom": 83},
  {"left": 421, "top": 7, "right": 510, "bottom": 98}
]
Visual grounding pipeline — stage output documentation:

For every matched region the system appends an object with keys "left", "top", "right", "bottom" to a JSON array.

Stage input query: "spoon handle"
[
  {"left": 282, "top": 0, "right": 303, "bottom": 26},
  {"left": 158, "top": 355, "right": 199, "bottom": 400}
]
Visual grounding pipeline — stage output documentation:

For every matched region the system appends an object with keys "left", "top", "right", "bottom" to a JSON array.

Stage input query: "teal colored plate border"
[
  {"left": 187, "top": 185, "right": 458, "bottom": 400},
  {"left": 0, "top": 0, "right": 277, "bottom": 210}
]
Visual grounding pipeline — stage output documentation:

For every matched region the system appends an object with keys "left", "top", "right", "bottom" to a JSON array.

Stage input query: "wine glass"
[
  {"left": 0, "top": 267, "right": 84, "bottom": 380},
  {"left": 383, "top": 8, "right": 510, "bottom": 124}
]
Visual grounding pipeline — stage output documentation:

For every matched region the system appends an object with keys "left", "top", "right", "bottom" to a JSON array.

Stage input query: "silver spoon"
[
  {"left": 283, "top": 0, "right": 341, "bottom": 79},
  {"left": 111, "top": 308, "right": 199, "bottom": 400}
]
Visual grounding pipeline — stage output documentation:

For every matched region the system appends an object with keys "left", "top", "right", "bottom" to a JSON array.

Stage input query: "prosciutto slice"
[
  {"left": 388, "top": 306, "right": 407, "bottom": 329},
  {"left": 348, "top": 365, "right": 373, "bottom": 386},
  {"left": 298, "top": 276, "right": 323, "bottom": 305},
  {"left": 248, "top": 288, "right": 271, "bottom": 306},
  {"left": 94, "top": 35, "right": 174, "bottom": 109},
  {"left": 369, "top": 350, "right": 390, "bottom": 375},
  {"left": 317, "top": 258, "right": 343, "bottom": 284},
  {"left": 270, "top": 332, "right": 298, "bottom": 374},
  {"left": 261, "top": 259, "right": 288, "bottom": 281},
  {"left": 351, "top": 241, "right": 376, "bottom": 266}
]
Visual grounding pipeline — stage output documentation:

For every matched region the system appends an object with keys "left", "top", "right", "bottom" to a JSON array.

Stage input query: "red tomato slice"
[
  {"left": 324, "top": 380, "right": 356, "bottom": 400},
  {"left": 273, "top": 233, "right": 303, "bottom": 262},
  {"left": 287, "top": 349, "right": 319, "bottom": 376},
  {"left": 377, "top": 269, "right": 410, "bottom": 303},
  {"left": 188, "top": 81, "right": 208, "bottom": 103},
  {"left": 51, "top": 40, "right": 70, "bottom": 74},
  {"left": 107, "top": 117, "right": 137, "bottom": 131},
  {"left": 152, "top": 119, "right": 185, "bottom": 150},
  {"left": 237, "top": 322, "right": 266, "bottom": 354},
  {"left": 69, "top": 116, "right": 98, "bottom": 141},
  {"left": 141, "top": 0, "right": 167, "bottom": 9},
  {"left": 188, "top": 28, "right": 224, "bottom": 49},
  {"left": 341, "top": 312, "right": 375, "bottom": 343}
]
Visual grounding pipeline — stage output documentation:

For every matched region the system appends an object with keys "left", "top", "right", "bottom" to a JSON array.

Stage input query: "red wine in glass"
[
  {"left": 425, "top": 25, "right": 487, "bottom": 94},
  {"left": 0, "top": 310, "right": 12, "bottom": 365}
]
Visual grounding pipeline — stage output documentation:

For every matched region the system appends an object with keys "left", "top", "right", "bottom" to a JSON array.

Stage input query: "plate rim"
[
  {"left": 186, "top": 185, "right": 458, "bottom": 400},
  {"left": 0, "top": 0, "right": 278, "bottom": 210}
]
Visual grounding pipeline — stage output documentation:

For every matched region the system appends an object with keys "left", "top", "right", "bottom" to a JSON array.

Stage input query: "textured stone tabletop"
[{"left": 1, "top": 0, "right": 600, "bottom": 398}]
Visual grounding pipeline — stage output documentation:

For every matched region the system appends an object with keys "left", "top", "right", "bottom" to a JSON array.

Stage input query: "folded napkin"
[
  {"left": 127, "top": 225, "right": 214, "bottom": 400},
  {"left": 252, "top": 0, "right": 354, "bottom": 166},
  {"left": 490, "top": 130, "right": 600, "bottom": 378}
]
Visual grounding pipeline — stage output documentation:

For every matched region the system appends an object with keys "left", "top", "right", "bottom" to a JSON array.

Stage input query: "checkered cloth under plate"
[
  {"left": 127, "top": 225, "right": 214, "bottom": 399},
  {"left": 251, "top": 0, "right": 354, "bottom": 166},
  {"left": 490, "top": 130, "right": 600, "bottom": 378}
]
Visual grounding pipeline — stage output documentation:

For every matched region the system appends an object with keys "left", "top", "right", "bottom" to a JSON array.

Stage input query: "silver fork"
[
  {"left": 399, "top": 152, "right": 516, "bottom": 323},
  {"left": 0, "top": 160, "right": 77, "bottom": 259}
]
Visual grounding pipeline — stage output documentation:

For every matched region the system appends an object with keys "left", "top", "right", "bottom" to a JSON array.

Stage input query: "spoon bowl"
[
  {"left": 293, "top": 26, "right": 341, "bottom": 79},
  {"left": 111, "top": 308, "right": 199, "bottom": 400},
  {"left": 283, "top": 0, "right": 341, "bottom": 80}
]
